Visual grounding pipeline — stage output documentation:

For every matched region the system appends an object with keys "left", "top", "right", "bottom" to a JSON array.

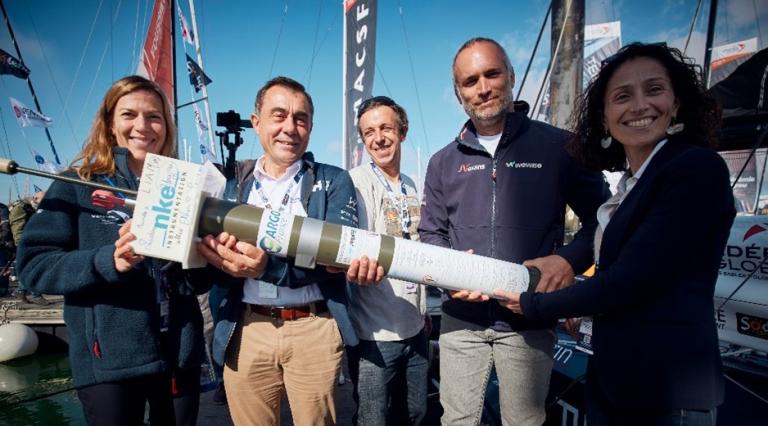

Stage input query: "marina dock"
[{"left": 1, "top": 295, "right": 64, "bottom": 326}]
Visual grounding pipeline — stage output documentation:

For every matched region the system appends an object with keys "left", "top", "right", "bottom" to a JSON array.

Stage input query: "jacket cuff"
[
  {"left": 519, "top": 291, "right": 538, "bottom": 320},
  {"left": 259, "top": 255, "right": 286, "bottom": 284},
  {"left": 93, "top": 245, "right": 135, "bottom": 284}
]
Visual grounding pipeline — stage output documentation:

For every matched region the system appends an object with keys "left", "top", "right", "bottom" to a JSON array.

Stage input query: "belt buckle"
[{"left": 269, "top": 306, "right": 279, "bottom": 319}]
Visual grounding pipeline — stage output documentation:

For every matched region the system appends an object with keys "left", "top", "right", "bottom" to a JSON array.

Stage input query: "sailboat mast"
[
  {"left": 0, "top": 0, "right": 61, "bottom": 165},
  {"left": 549, "top": 0, "right": 584, "bottom": 129},
  {"left": 703, "top": 0, "right": 719, "bottom": 87}
]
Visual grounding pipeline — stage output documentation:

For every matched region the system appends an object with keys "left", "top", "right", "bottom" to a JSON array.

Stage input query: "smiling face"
[
  {"left": 453, "top": 41, "right": 514, "bottom": 135},
  {"left": 110, "top": 89, "right": 167, "bottom": 174},
  {"left": 359, "top": 105, "right": 405, "bottom": 175},
  {"left": 251, "top": 85, "right": 312, "bottom": 176},
  {"left": 603, "top": 56, "right": 679, "bottom": 171}
]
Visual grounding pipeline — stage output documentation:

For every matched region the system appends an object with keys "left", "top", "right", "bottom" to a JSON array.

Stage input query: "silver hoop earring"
[
  {"left": 666, "top": 122, "right": 684, "bottom": 135},
  {"left": 600, "top": 135, "right": 612, "bottom": 149}
]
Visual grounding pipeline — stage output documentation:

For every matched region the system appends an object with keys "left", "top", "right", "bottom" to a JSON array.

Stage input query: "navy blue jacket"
[
  {"left": 521, "top": 142, "right": 735, "bottom": 410},
  {"left": 419, "top": 112, "right": 609, "bottom": 330},
  {"left": 18, "top": 148, "right": 212, "bottom": 388},
  {"left": 211, "top": 153, "right": 359, "bottom": 368}
]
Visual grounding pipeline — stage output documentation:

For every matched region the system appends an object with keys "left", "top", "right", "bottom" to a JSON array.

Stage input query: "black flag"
[
  {"left": 0, "top": 49, "right": 30, "bottom": 79},
  {"left": 186, "top": 54, "right": 211, "bottom": 92}
]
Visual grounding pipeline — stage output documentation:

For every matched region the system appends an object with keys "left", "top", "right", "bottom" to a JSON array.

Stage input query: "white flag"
[
  {"left": 193, "top": 103, "right": 209, "bottom": 139},
  {"left": 199, "top": 143, "right": 216, "bottom": 164},
  {"left": 31, "top": 149, "right": 63, "bottom": 174},
  {"left": 177, "top": 4, "right": 195, "bottom": 46},
  {"left": 10, "top": 97, "right": 52, "bottom": 128}
]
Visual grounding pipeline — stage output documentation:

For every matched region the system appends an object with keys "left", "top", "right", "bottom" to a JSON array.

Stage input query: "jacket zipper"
[{"left": 491, "top": 154, "right": 498, "bottom": 258}]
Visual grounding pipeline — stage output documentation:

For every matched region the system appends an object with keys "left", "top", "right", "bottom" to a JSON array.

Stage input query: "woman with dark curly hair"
[{"left": 494, "top": 43, "right": 735, "bottom": 425}]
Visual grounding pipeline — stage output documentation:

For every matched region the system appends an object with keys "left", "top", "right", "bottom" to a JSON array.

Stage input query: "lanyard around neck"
[
  {"left": 252, "top": 163, "right": 307, "bottom": 212},
  {"left": 369, "top": 162, "right": 412, "bottom": 239}
]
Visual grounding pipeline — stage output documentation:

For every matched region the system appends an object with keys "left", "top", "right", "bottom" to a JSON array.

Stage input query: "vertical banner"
[
  {"left": 583, "top": 21, "right": 621, "bottom": 87},
  {"left": 343, "top": 0, "right": 377, "bottom": 170},
  {"left": 137, "top": 0, "right": 175, "bottom": 111},
  {"left": 709, "top": 38, "right": 758, "bottom": 88}
]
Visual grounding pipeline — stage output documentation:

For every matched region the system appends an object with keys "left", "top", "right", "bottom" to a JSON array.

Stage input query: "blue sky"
[{"left": 0, "top": 0, "right": 765, "bottom": 201}]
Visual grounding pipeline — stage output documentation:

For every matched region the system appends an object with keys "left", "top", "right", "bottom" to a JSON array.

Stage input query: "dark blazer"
[{"left": 520, "top": 142, "right": 736, "bottom": 410}]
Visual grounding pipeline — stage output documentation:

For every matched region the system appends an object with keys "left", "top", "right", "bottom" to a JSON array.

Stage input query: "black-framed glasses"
[{"left": 357, "top": 95, "right": 397, "bottom": 119}]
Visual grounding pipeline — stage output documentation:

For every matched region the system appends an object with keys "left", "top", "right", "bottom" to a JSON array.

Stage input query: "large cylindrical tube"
[{"left": 199, "top": 198, "right": 539, "bottom": 295}]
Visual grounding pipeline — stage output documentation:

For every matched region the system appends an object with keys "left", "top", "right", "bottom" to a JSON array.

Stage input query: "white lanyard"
[
  {"left": 369, "top": 162, "right": 411, "bottom": 239},
  {"left": 252, "top": 164, "right": 307, "bottom": 212}
]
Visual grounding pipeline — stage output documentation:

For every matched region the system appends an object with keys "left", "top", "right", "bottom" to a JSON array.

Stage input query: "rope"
[
  {"left": 396, "top": 1, "right": 430, "bottom": 155},
  {"left": 754, "top": 0, "right": 765, "bottom": 48}
]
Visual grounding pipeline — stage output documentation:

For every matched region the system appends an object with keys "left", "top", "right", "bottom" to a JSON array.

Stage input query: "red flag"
[{"left": 137, "top": 0, "right": 174, "bottom": 111}]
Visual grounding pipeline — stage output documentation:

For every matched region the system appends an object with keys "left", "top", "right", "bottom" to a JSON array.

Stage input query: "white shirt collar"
[{"left": 254, "top": 156, "right": 303, "bottom": 182}]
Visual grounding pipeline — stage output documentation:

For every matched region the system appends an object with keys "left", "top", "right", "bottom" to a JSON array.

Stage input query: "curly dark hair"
[{"left": 567, "top": 42, "right": 721, "bottom": 172}]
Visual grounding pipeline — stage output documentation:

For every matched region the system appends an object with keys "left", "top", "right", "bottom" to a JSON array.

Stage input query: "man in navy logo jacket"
[{"left": 419, "top": 38, "right": 610, "bottom": 425}]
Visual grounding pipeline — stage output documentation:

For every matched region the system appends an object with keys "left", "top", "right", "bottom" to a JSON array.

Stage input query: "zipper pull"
[
  {"left": 492, "top": 164, "right": 497, "bottom": 181},
  {"left": 92, "top": 340, "right": 102, "bottom": 359}
]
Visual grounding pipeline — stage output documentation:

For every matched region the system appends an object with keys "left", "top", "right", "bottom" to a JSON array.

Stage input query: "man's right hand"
[{"left": 197, "top": 232, "right": 268, "bottom": 279}]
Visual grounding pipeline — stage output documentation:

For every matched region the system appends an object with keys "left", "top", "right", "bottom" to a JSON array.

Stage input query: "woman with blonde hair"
[{"left": 18, "top": 75, "right": 211, "bottom": 425}]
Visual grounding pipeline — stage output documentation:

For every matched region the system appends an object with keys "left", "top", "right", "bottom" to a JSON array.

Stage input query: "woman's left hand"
[
  {"left": 114, "top": 220, "right": 144, "bottom": 273},
  {"left": 493, "top": 289, "right": 523, "bottom": 314}
]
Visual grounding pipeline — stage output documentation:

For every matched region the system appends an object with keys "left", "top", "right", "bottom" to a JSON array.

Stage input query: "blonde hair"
[{"left": 71, "top": 75, "right": 177, "bottom": 180}]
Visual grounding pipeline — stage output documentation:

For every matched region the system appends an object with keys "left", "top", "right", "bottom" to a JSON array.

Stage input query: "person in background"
[
  {"left": 345, "top": 96, "right": 429, "bottom": 425},
  {"left": 18, "top": 75, "right": 212, "bottom": 426},
  {"left": 495, "top": 42, "right": 734, "bottom": 426},
  {"left": 418, "top": 37, "right": 609, "bottom": 425},
  {"left": 198, "top": 76, "right": 359, "bottom": 425},
  {"left": 10, "top": 191, "right": 48, "bottom": 305},
  {"left": 0, "top": 201, "right": 11, "bottom": 297}
]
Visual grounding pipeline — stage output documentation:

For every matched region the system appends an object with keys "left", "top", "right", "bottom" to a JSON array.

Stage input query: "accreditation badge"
[{"left": 575, "top": 316, "right": 594, "bottom": 355}]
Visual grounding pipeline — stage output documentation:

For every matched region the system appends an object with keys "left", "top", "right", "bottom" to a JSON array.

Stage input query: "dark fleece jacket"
[{"left": 18, "top": 147, "right": 214, "bottom": 388}]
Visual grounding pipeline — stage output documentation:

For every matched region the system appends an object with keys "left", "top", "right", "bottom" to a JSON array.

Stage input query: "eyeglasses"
[{"left": 357, "top": 96, "right": 397, "bottom": 119}]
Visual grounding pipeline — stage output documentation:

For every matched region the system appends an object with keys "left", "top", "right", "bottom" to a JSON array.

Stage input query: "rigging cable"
[
  {"left": 306, "top": 0, "right": 325, "bottom": 88},
  {"left": 22, "top": 3, "right": 81, "bottom": 157},
  {"left": 517, "top": 3, "right": 552, "bottom": 101},
  {"left": 396, "top": 1, "right": 430, "bottom": 155},
  {"left": 0, "top": 94, "right": 21, "bottom": 198},
  {"left": 74, "top": 0, "right": 124, "bottom": 147},
  {"left": 62, "top": 0, "right": 104, "bottom": 113},
  {"left": 724, "top": 373, "right": 768, "bottom": 405},
  {"left": 683, "top": 0, "right": 703, "bottom": 55},
  {"left": 532, "top": 0, "right": 572, "bottom": 119},
  {"left": 302, "top": 4, "right": 340, "bottom": 85},
  {"left": 268, "top": 1, "right": 290, "bottom": 79}
]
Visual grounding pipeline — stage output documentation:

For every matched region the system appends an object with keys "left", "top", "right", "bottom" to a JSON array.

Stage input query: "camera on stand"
[{"left": 215, "top": 110, "right": 252, "bottom": 179}]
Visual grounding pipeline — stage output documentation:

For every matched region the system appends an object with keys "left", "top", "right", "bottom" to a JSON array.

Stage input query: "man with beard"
[{"left": 418, "top": 38, "right": 609, "bottom": 425}]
